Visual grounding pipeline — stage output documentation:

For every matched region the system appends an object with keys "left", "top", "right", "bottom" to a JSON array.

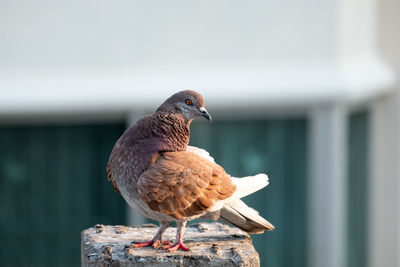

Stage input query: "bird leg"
[
  {"left": 132, "top": 221, "right": 171, "bottom": 248},
  {"left": 162, "top": 221, "right": 190, "bottom": 252}
]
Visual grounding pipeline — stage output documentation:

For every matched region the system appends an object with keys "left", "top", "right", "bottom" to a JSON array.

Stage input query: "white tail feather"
[
  {"left": 219, "top": 173, "right": 274, "bottom": 233},
  {"left": 230, "top": 173, "right": 269, "bottom": 200},
  {"left": 220, "top": 199, "right": 275, "bottom": 233}
]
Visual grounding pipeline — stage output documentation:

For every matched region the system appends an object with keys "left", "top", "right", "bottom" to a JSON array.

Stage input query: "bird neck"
[{"left": 154, "top": 112, "right": 190, "bottom": 151}]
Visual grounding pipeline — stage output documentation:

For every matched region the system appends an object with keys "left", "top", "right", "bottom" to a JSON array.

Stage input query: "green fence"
[
  {"left": 0, "top": 114, "right": 369, "bottom": 267},
  {"left": 0, "top": 117, "right": 321, "bottom": 267},
  {"left": 0, "top": 123, "right": 126, "bottom": 267}
]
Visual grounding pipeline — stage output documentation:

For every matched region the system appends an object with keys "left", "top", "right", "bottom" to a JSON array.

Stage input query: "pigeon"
[{"left": 107, "top": 90, "right": 274, "bottom": 252}]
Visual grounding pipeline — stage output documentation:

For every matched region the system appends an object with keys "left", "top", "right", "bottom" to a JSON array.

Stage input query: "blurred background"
[{"left": 0, "top": 0, "right": 399, "bottom": 266}]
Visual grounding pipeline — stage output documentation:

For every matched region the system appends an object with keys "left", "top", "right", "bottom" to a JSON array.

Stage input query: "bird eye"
[{"left": 185, "top": 99, "right": 193, "bottom": 106}]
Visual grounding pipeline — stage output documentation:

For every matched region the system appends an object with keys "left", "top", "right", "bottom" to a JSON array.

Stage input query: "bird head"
[{"left": 157, "top": 90, "right": 212, "bottom": 122}]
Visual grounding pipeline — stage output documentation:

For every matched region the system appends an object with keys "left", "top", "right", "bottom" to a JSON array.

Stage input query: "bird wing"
[{"left": 137, "top": 151, "right": 236, "bottom": 220}]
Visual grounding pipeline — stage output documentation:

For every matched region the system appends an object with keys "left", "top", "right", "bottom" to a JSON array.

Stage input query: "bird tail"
[
  {"left": 220, "top": 199, "right": 274, "bottom": 233},
  {"left": 220, "top": 173, "right": 274, "bottom": 233},
  {"left": 230, "top": 173, "right": 269, "bottom": 199}
]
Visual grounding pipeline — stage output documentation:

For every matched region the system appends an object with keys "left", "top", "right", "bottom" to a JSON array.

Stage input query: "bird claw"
[
  {"left": 163, "top": 242, "right": 190, "bottom": 252},
  {"left": 132, "top": 239, "right": 171, "bottom": 249},
  {"left": 153, "top": 240, "right": 171, "bottom": 248}
]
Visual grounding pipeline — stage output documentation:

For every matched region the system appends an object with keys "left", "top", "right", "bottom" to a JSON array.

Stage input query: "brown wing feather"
[
  {"left": 138, "top": 151, "right": 236, "bottom": 220},
  {"left": 107, "top": 163, "right": 121, "bottom": 195}
]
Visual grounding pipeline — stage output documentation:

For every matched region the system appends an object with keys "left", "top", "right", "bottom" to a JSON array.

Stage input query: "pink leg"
[
  {"left": 132, "top": 221, "right": 171, "bottom": 249},
  {"left": 162, "top": 221, "right": 190, "bottom": 252}
]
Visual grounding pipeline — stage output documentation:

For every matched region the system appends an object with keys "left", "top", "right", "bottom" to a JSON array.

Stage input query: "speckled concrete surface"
[{"left": 81, "top": 222, "right": 260, "bottom": 266}]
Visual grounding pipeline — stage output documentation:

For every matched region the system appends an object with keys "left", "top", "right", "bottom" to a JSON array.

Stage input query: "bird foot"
[
  {"left": 162, "top": 241, "right": 190, "bottom": 252},
  {"left": 153, "top": 240, "right": 171, "bottom": 248},
  {"left": 132, "top": 239, "right": 171, "bottom": 249}
]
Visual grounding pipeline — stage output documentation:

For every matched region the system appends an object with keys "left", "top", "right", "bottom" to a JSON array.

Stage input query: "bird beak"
[{"left": 199, "top": 107, "right": 212, "bottom": 122}]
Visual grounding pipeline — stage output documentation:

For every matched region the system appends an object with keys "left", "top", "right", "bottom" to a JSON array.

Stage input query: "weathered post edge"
[{"left": 81, "top": 222, "right": 260, "bottom": 266}]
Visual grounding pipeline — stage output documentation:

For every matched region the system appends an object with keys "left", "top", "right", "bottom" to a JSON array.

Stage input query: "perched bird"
[{"left": 107, "top": 90, "right": 274, "bottom": 252}]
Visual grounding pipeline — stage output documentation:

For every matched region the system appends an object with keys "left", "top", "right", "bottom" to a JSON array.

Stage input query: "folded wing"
[{"left": 137, "top": 151, "right": 236, "bottom": 220}]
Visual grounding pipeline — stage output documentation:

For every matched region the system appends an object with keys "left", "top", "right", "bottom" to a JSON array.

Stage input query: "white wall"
[
  {"left": 0, "top": 0, "right": 335, "bottom": 68},
  {"left": 370, "top": 0, "right": 400, "bottom": 266},
  {"left": 0, "top": 0, "right": 393, "bottom": 117}
]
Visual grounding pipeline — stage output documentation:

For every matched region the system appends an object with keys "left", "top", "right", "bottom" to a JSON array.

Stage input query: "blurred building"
[{"left": 0, "top": 0, "right": 399, "bottom": 266}]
